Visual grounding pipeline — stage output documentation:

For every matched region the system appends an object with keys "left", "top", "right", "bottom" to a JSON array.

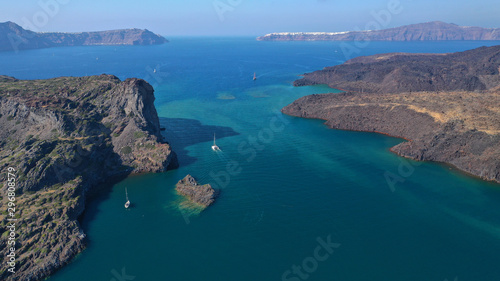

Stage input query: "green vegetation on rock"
[{"left": 0, "top": 74, "right": 178, "bottom": 281}]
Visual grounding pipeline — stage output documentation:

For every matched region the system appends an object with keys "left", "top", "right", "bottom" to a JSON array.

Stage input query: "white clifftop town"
[
  {"left": 263, "top": 31, "right": 350, "bottom": 36},
  {"left": 256, "top": 21, "right": 500, "bottom": 41}
]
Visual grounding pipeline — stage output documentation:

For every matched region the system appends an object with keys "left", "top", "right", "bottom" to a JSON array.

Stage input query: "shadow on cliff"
[
  {"left": 78, "top": 118, "right": 238, "bottom": 238},
  {"left": 159, "top": 117, "right": 239, "bottom": 166}
]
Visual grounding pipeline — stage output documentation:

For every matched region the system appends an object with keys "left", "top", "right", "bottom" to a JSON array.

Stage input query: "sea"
[{"left": 2, "top": 38, "right": 500, "bottom": 281}]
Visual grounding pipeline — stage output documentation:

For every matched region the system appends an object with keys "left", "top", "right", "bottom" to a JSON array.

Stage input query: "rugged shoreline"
[
  {"left": 282, "top": 92, "right": 500, "bottom": 184},
  {"left": 0, "top": 75, "right": 178, "bottom": 280},
  {"left": 284, "top": 45, "right": 500, "bottom": 184}
]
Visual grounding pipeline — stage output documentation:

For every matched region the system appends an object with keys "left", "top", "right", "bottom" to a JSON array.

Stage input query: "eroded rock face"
[
  {"left": 283, "top": 45, "right": 500, "bottom": 185},
  {"left": 294, "top": 45, "right": 500, "bottom": 94},
  {"left": 0, "top": 75, "right": 177, "bottom": 280},
  {"left": 176, "top": 175, "right": 217, "bottom": 207}
]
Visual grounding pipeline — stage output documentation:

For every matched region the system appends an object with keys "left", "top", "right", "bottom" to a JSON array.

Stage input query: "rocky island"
[
  {"left": 283, "top": 45, "right": 500, "bottom": 184},
  {"left": 176, "top": 175, "right": 217, "bottom": 208},
  {"left": 0, "top": 74, "right": 177, "bottom": 280},
  {"left": 0, "top": 21, "right": 168, "bottom": 52},
  {"left": 257, "top": 21, "right": 500, "bottom": 41}
]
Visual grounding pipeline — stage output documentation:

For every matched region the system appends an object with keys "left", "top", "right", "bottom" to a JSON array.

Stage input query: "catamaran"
[
  {"left": 124, "top": 187, "right": 130, "bottom": 208},
  {"left": 212, "top": 133, "right": 220, "bottom": 151}
]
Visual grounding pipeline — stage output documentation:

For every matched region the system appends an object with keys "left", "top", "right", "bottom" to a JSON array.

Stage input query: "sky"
[{"left": 1, "top": 0, "right": 500, "bottom": 36}]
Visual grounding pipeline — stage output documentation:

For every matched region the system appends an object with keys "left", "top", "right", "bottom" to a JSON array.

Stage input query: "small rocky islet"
[{"left": 175, "top": 175, "right": 218, "bottom": 208}]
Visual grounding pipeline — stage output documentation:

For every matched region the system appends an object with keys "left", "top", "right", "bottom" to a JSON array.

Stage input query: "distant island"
[
  {"left": 0, "top": 21, "right": 168, "bottom": 52},
  {"left": 283, "top": 45, "right": 500, "bottom": 184},
  {"left": 0, "top": 75, "right": 177, "bottom": 280},
  {"left": 257, "top": 21, "right": 500, "bottom": 41}
]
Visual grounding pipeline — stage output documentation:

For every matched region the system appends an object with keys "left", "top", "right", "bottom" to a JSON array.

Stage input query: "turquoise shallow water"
[{"left": 2, "top": 39, "right": 500, "bottom": 280}]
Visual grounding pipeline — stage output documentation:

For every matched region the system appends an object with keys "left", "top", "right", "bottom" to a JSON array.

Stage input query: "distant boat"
[
  {"left": 124, "top": 187, "right": 130, "bottom": 208},
  {"left": 211, "top": 133, "right": 220, "bottom": 151},
  {"left": 78, "top": 232, "right": 86, "bottom": 239},
  {"left": 253, "top": 72, "right": 257, "bottom": 81}
]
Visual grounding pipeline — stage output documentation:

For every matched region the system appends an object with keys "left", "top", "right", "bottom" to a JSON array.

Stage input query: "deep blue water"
[{"left": 2, "top": 38, "right": 500, "bottom": 281}]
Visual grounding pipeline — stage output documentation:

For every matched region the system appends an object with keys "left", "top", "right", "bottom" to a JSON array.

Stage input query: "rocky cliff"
[
  {"left": 283, "top": 46, "right": 500, "bottom": 184},
  {"left": 0, "top": 21, "right": 168, "bottom": 52},
  {"left": 0, "top": 75, "right": 177, "bottom": 280},
  {"left": 176, "top": 175, "right": 217, "bottom": 208},
  {"left": 257, "top": 21, "right": 500, "bottom": 41},
  {"left": 294, "top": 45, "right": 500, "bottom": 93}
]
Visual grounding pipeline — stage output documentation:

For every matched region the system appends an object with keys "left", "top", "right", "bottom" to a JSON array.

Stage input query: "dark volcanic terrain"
[
  {"left": 294, "top": 45, "right": 500, "bottom": 93},
  {"left": 284, "top": 45, "right": 500, "bottom": 184},
  {"left": 0, "top": 75, "right": 177, "bottom": 280},
  {"left": 0, "top": 21, "right": 167, "bottom": 52}
]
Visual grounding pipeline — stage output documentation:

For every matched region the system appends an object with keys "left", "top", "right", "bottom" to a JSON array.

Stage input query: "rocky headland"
[
  {"left": 283, "top": 45, "right": 500, "bottom": 184},
  {"left": 294, "top": 45, "right": 500, "bottom": 93},
  {"left": 176, "top": 175, "right": 217, "bottom": 208},
  {"left": 0, "top": 75, "right": 178, "bottom": 280},
  {"left": 0, "top": 21, "right": 168, "bottom": 52},
  {"left": 257, "top": 21, "right": 500, "bottom": 41}
]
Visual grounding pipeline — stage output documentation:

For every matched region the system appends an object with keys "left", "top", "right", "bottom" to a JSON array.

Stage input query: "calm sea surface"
[{"left": 2, "top": 38, "right": 500, "bottom": 281}]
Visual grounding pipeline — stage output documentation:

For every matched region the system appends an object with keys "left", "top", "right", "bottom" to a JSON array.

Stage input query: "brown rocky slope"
[
  {"left": 294, "top": 45, "right": 500, "bottom": 93},
  {"left": 284, "top": 46, "right": 500, "bottom": 184},
  {"left": 0, "top": 75, "right": 177, "bottom": 280}
]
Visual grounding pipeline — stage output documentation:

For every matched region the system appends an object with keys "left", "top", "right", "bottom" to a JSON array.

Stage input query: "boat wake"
[{"left": 216, "top": 150, "right": 232, "bottom": 162}]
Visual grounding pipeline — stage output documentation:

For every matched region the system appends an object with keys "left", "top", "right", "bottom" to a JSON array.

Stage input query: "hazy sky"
[{"left": 2, "top": 0, "right": 500, "bottom": 36}]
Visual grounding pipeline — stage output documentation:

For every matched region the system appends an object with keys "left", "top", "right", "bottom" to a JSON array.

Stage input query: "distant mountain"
[
  {"left": 0, "top": 21, "right": 168, "bottom": 52},
  {"left": 257, "top": 21, "right": 500, "bottom": 41}
]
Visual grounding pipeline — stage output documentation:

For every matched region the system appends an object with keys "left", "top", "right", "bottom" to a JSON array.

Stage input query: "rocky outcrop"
[
  {"left": 0, "top": 21, "right": 167, "bottom": 52},
  {"left": 282, "top": 91, "right": 500, "bottom": 184},
  {"left": 294, "top": 45, "right": 500, "bottom": 94},
  {"left": 257, "top": 21, "right": 500, "bottom": 41},
  {"left": 0, "top": 75, "right": 178, "bottom": 280},
  {"left": 176, "top": 175, "right": 217, "bottom": 207},
  {"left": 283, "top": 45, "right": 500, "bottom": 184}
]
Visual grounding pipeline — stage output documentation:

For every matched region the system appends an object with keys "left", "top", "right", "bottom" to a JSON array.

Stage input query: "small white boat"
[
  {"left": 211, "top": 133, "right": 220, "bottom": 151},
  {"left": 125, "top": 187, "right": 130, "bottom": 208}
]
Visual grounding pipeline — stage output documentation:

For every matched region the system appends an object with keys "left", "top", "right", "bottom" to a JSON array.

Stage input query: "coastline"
[
  {"left": 285, "top": 45, "right": 500, "bottom": 185},
  {"left": 0, "top": 75, "right": 178, "bottom": 280},
  {"left": 284, "top": 110, "right": 500, "bottom": 185},
  {"left": 282, "top": 92, "right": 500, "bottom": 185}
]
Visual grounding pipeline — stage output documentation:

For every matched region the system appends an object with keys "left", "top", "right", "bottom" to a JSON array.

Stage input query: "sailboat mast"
[
  {"left": 125, "top": 188, "right": 129, "bottom": 201},
  {"left": 213, "top": 133, "right": 216, "bottom": 146}
]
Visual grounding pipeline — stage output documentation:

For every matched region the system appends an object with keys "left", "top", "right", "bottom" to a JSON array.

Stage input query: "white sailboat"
[
  {"left": 211, "top": 133, "right": 220, "bottom": 151},
  {"left": 253, "top": 72, "right": 257, "bottom": 81},
  {"left": 124, "top": 187, "right": 130, "bottom": 208}
]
